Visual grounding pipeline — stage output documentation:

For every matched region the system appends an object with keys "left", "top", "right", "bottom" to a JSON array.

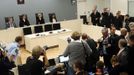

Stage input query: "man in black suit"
[
  {"left": 112, "top": 11, "right": 124, "bottom": 30},
  {"left": 108, "top": 26, "right": 119, "bottom": 55},
  {"left": 98, "top": 27, "right": 112, "bottom": 72},
  {"left": 124, "top": 14, "right": 130, "bottom": 32},
  {"left": 19, "top": 14, "right": 30, "bottom": 27},
  {"left": 117, "top": 39, "right": 128, "bottom": 72},
  {"left": 127, "top": 23, "right": 134, "bottom": 75},
  {"left": 90, "top": 6, "right": 101, "bottom": 26},
  {"left": 101, "top": 8, "right": 114, "bottom": 28},
  {"left": 118, "top": 28, "right": 128, "bottom": 40}
]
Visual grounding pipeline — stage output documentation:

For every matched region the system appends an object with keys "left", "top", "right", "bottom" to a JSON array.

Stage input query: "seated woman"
[
  {"left": 19, "top": 14, "right": 30, "bottom": 27},
  {"left": 95, "top": 61, "right": 105, "bottom": 75},
  {"left": 73, "top": 61, "right": 88, "bottom": 75},
  {"left": 36, "top": 13, "right": 45, "bottom": 24},
  {"left": 0, "top": 47, "right": 16, "bottom": 75},
  {"left": 5, "top": 17, "right": 17, "bottom": 29},
  {"left": 49, "top": 13, "right": 57, "bottom": 23},
  {"left": 109, "top": 55, "right": 121, "bottom": 75},
  {"left": 26, "top": 46, "right": 49, "bottom": 75}
]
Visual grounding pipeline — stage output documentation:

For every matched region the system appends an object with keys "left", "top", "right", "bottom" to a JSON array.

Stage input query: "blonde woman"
[{"left": 26, "top": 46, "right": 49, "bottom": 75}]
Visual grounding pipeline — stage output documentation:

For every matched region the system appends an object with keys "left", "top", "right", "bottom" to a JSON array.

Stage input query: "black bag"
[{"left": 81, "top": 41, "right": 92, "bottom": 72}]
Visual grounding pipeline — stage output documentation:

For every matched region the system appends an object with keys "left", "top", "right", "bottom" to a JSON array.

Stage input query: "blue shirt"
[{"left": 5, "top": 42, "right": 20, "bottom": 61}]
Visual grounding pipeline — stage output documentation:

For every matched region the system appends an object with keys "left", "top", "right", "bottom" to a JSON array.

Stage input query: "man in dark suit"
[
  {"left": 124, "top": 14, "right": 131, "bottom": 32},
  {"left": 19, "top": 14, "right": 30, "bottom": 27},
  {"left": 98, "top": 27, "right": 112, "bottom": 72},
  {"left": 117, "top": 39, "right": 128, "bottom": 72},
  {"left": 118, "top": 28, "right": 128, "bottom": 40},
  {"left": 127, "top": 26, "right": 134, "bottom": 75},
  {"left": 112, "top": 11, "right": 124, "bottom": 30},
  {"left": 101, "top": 8, "right": 114, "bottom": 28},
  {"left": 108, "top": 26, "right": 119, "bottom": 55},
  {"left": 90, "top": 6, "right": 101, "bottom": 26}
]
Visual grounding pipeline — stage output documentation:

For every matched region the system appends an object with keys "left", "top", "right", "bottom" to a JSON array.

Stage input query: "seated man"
[
  {"left": 5, "top": 36, "right": 23, "bottom": 65},
  {"left": 26, "top": 46, "right": 49, "bottom": 75}
]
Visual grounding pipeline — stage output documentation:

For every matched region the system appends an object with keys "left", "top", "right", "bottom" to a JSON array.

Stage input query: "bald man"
[
  {"left": 118, "top": 28, "right": 128, "bottom": 40},
  {"left": 129, "top": 22, "right": 134, "bottom": 33}
]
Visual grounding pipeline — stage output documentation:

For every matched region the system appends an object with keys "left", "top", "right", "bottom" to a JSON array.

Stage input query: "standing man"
[
  {"left": 5, "top": 36, "right": 23, "bottom": 65},
  {"left": 90, "top": 5, "right": 101, "bottom": 26},
  {"left": 98, "top": 27, "right": 112, "bottom": 72},
  {"left": 101, "top": 8, "right": 114, "bottom": 28}
]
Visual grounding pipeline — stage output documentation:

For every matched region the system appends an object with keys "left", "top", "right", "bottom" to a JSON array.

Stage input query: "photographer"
[
  {"left": 0, "top": 47, "right": 16, "bottom": 75},
  {"left": 26, "top": 45, "right": 49, "bottom": 75}
]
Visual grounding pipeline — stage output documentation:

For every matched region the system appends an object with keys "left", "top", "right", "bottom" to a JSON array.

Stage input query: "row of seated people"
[
  {"left": 1, "top": 22, "right": 134, "bottom": 75},
  {"left": 5, "top": 13, "right": 57, "bottom": 29}
]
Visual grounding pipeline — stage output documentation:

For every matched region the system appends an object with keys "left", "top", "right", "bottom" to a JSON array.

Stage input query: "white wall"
[
  {"left": 110, "top": 0, "right": 128, "bottom": 15},
  {"left": 128, "top": 0, "right": 134, "bottom": 16}
]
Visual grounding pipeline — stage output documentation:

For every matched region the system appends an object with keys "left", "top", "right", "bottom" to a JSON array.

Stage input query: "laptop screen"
[{"left": 59, "top": 55, "right": 69, "bottom": 63}]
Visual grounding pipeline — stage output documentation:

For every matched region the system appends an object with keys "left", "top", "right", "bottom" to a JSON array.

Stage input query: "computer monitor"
[
  {"left": 23, "top": 27, "right": 32, "bottom": 35},
  {"left": 52, "top": 23, "right": 61, "bottom": 30},
  {"left": 48, "top": 59, "right": 56, "bottom": 66},
  {"left": 44, "top": 24, "right": 53, "bottom": 32},
  {"left": 34, "top": 25, "right": 43, "bottom": 33}
]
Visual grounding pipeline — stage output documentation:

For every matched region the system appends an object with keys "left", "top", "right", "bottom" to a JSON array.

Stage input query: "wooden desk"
[{"left": 24, "top": 29, "right": 72, "bottom": 52}]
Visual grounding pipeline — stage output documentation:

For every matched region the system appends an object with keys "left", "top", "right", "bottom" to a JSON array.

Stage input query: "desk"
[
  {"left": 0, "top": 19, "right": 82, "bottom": 43},
  {"left": 25, "top": 29, "right": 72, "bottom": 52}
]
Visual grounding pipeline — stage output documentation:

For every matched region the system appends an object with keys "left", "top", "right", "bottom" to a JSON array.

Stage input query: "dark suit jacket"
[
  {"left": 101, "top": 12, "right": 114, "bottom": 28},
  {"left": 108, "top": 34, "right": 119, "bottom": 55},
  {"left": 6, "top": 22, "right": 17, "bottom": 29},
  {"left": 112, "top": 16, "right": 124, "bottom": 30},
  {"left": 19, "top": 19, "right": 30, "bottom": 27},
  {"left": 90, "top": 11, "right": 101, "bottom": 25},
  {"left": 117, "top": 48, "right": 128, "bottom": 70},
  {"left": 128, "top": 46, "right": 134, "bottom": 75},
  {"left": 36, "top": 18, "right": 45, "bottom": 24}
]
